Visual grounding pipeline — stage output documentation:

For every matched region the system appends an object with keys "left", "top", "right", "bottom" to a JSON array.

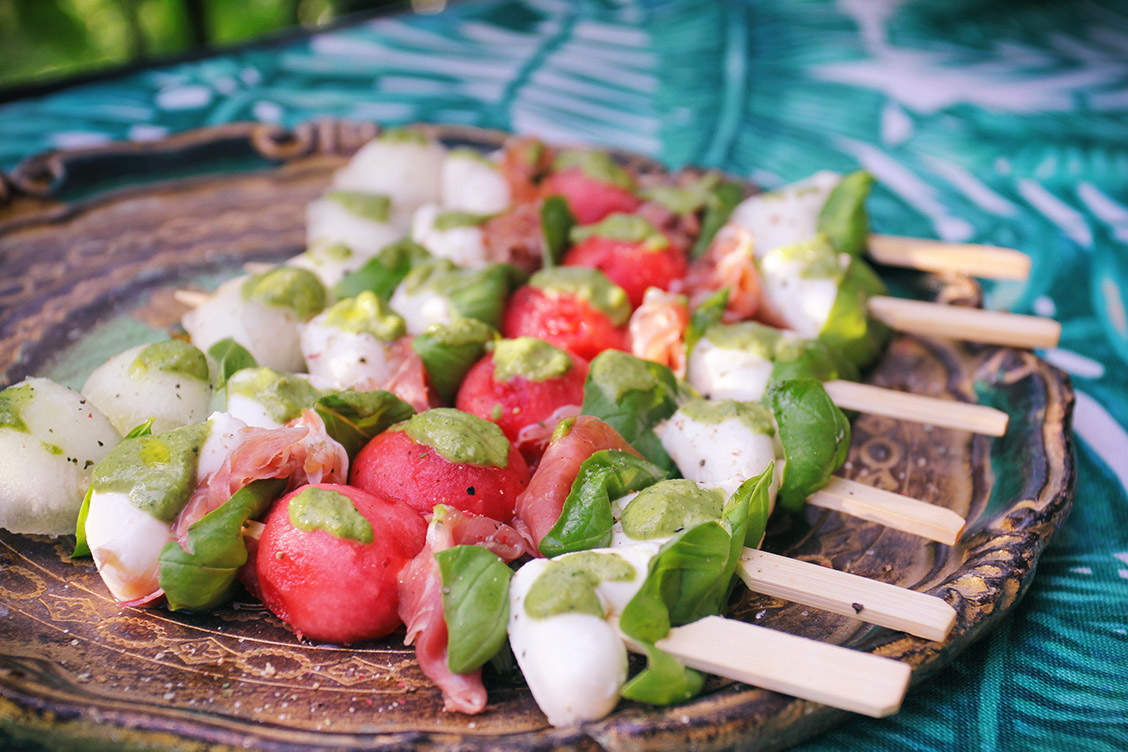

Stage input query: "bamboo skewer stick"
[
  {"left": 616, "top": 616, "right": 911, "bottom": 718},
  {"left": 173, "top": 289, "right": 211, "bottom": 307},
  {"left": 738, "top": 549, "right": 956, "bottom": 641},
  {"left": 823, "top": 380, "right": 1008, "bottom": 436},
  {"left": 868, "top": 235, "right": 1032, "bottom": 281},
  {"left": 808, "top": 478, "right": 966, "bottom": 545},
  {"left": 868, "top": 296, "right": 1061, "bottom": 349}
]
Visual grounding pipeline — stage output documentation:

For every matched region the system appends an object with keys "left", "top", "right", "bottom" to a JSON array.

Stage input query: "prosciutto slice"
[
  {"left": 398, "top": 506, "right": 526, "bottom": 714},
  {"left": 513, "top": 416, "right": 640, "bottom": 554},
  {"left": 675, "top": 224, "right": 765, "bottom": 323},
  {"left": 629, "top": 288, "right": 690, "bottom": 379}
]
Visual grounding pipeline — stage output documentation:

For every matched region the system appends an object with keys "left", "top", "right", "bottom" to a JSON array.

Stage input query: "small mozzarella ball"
[
  {"left": 224, "top": 368, "right": 322, "bottom": 429},
  {"left": 588, "top": 542, "right": 662, "bottom": 612},
  {"left": 658, "top": 411, "right": 778, "bottom": 498},
  {"left": 196, "top": 412, "right": 248, "bottom": 480},
  {"left": 299, "top": 319, "right": 396, "bottom": 390},
  {"left": 687, "top": 337, "right": 774, "bottom": 401},
  {"left": 182, "top": 276, "right": 307, "bottom": 373},
  {"left": 333, "top": 132, "right": 446, "bottom": 217},
  {"left": 287, "top": 242, "right": 367, "bottom": 290},
  {"left": 441, "top": 149, "right": 511, "bottom": 214},
  {"left": 305, "top": 196, "right": 403, "bottom": 258},
  {"left": 0, "top": 378, "right": 121, "bottom": 535},
  {"left": 729, "top": 171, "right": 841, "bottom": 258},
  {"left": 410, "top": 202, "right": 489, "bottom": 267},
  {"left": 84, "top": 490, "right": 173, "bottom": 602},
  {"left": 389, "top": 283, "right": 454, "bottom": 335},
  {"left": 509, "top": 558, "right": 627, "bottom": 727},
  {"left": 82, "top": 342, "right": 213, "bottom": 435},
  {"left": 758, "top": 252, "right": 843, "bottom": 338}
]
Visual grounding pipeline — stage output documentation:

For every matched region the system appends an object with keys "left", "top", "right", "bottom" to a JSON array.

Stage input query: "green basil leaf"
[
  {"left": 71, "top": 483, "right": 95, "bottom": 558},
  {"left": 158, "top": 478, "right": 286, "bottom": 611},
  {"left": 540, "top": 196, "right": 576, "bottom": 268},
  {"left": 315, "top": 389, "right": 416, "bottom": 458},
  {"left": 447, "top": 263, "right": 523, "bottom": 330},
  {"left": 580, "top": 351, "right": 681, "bottom": 473},
  {"left": 436, "top": 544, "right": 514, "bottom": 674},
  {"left": 620, "top": 642, "right": 704, "bottom": 705},
  {"left": 333, "top": 239, "right": 431, "bottom": 301},
  {"left": 817, "top": 170, "right": 874, "bottom": 258},
  {"left": 769, "top": 338, "right": 858, "bottom": 384},
  {"left": 724, "top": 462, "right": 775, "bottom": 553},
  {"left": 685, "top": 288, "right": 729, "bottom": 357},
  {"left": 767, "top": 379, "right": 851, "bottom": 513},
  {"left": 539, "top": 450, "right": 667, "bottom": 558},
  {"left": 411, "top": 318, "right": 498, "bottom": 404},
  {"left": 692, "top": 180, "right": 746, "bottom": 259},
  {"left": 207, "top": 338, "right": 257, "bottom": 391},
  {"left": 818, "top": 256, "right": 888, "bottom": 368}
]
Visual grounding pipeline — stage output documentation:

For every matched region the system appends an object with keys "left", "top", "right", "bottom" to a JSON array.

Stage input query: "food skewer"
[
  {"left": 867, "top": 235, "right": 1032, "bottom": 281},
  {"left": 616, "top": 615, "right": 912, "bottom": 718},
  {"left": 822, "top": 380, "right": 1008, "bottom": 437},
  {"left": 867, "top": 296, "right": 1062, "bottom": 349},
  {"left": 807, "top": 477, "right": 966, "bottom": 545},
  {"left": 738, "top": 548, "right": 956, "bottom": 641}
]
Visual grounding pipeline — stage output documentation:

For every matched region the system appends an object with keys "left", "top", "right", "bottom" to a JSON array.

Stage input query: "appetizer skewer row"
[{"left": 1, "top": 127, "right": 1054, "bottom": 728}]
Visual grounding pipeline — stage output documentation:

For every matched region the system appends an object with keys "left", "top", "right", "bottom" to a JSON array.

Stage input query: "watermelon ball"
[
  {"left": 456, "top": 337, "right": 589, "bottom": 445},
  {"left": 255, "top": 483, "right": 426, "bottom": 644},
  {"left": 541, "top": 150, "right": 641, "bottom": 224},
  {"left": 501, "top": 267, "right": 631, "bottom": 362},
  {"left": 563, "top": 213, "right": 688, "bottom": 309},
  {"left": 350, "top": 408, "right": 531, "bottom": 522}
]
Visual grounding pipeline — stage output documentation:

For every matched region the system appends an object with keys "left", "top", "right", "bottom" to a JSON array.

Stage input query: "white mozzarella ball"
[
  {"left": 333, "top": 133, "right": 445, "bottom": 216},
  {"left": 299, "top": 318, "right": 395, "bottom": 390},
  {"left": 305, "top": 196, "right": 402, "bottom": 258},
  {"left": 0, "top": 378, "right": 120, "bottom": 535},
  {"left": 410, "top": 202, "right": 489, "bottom": 267},
  {"left": 181, "top": 276, "right": 307, "bottom": 373},
  {"left": 508, "top": 558, "right": 628, "bottom": 727},
  {"left": 287, "top": 243, "right": 366, "bottom": 290},
  {"left": 389, "top": 283, "right": 453, "bottom": 335},
  {"left": 84, "top": 489, "right": 173, "bottom": 602},
  {"left": 686, "top": 337, "right": 774, "bottom": 401},
  {"left": 196, "top": 412, "right": 248, "bottom": 480},
  {"left": 658, "top": 411, "right": 778, "bottom": 497},
  {"left": 82, "top": 343, "right": 213, "bottom": 435},
  {"left": 758, "top": 252, "right": 842, "bottom": 338},
  {"left": 441, "top": 150, "right": 511, "bottom": 214},
  {"left": 223, "top": 369, "right": 321, "bottom": 429},
  {"left": 729, "top": 171, "right": 841, "bottom": 258}
]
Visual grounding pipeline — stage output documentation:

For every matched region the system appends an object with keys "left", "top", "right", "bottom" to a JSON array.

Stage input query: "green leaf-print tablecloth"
[{"left": 2, "top": 0, "right": 1126, "bottom": 748}]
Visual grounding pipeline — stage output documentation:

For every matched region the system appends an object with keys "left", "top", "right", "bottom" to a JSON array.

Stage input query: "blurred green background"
[{"left": 0, "top": 0, "right": 422, "bottom": 90}]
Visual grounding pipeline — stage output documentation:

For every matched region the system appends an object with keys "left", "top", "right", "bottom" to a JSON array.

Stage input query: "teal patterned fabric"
[{"left": 2, "top": 0, "right": 1126, "bottom": 748}]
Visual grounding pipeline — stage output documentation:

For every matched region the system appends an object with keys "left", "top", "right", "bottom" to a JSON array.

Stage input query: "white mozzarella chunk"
[
  {"left": 441, "top": 150, "right": 511, "bottom": 214},
  {"left": 84, "top": 489, "right": 174, "bottom": 602},
  {"left": 410, "top": 202, "right": 489, "bottom": 267},
  {"left": 333, "top": 134, "right": 445, "bottom": 217},
  {"left": 305, "top": 196, "right": 402, "bottom": 258},
  {"left": 287, "top": 242, "right": 367, "bottom": 290},
  {"left": 81, "top": 343, "right": 213, "bottom": 435},
  {"left": 758, "top": 251, "right": 843, "bottom": 338},
  {"left": 658, "top": 411, "right": 780, "bottom": 503},
  {"left": 0, "top": 378, "right": 121, "bottom": 535},
  {"left": 299, "top": 317, "right": 395, "bottom": 390},
  {"left": 388, "top": 283, "right": 454, "bottom": 335},
  {"left": 181, "top": 276, "right": 306, "bottom": 373},
  {"left": 729, "top": 171, "right": 841, "bottom": 258},
  {"left": 223, "top": 370, "right": 321, "bottom": 429},
  {"left": 686, "top": 337, "right": 774, "bottom": 402},
  {"left": 196, "top": 412, "right": 248, "bottom": 480}
]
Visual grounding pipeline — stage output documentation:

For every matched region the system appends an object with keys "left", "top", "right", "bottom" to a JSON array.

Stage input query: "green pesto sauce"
[
  {"left": 703, "top": 320, "right": 783, "bottom": 356},
  {"left": 492, "top": 337, "right": 572, "bottom": 383},
  {"left": 569, "top": 213, "right": 668, "bottom": 250},
  {"left": 128, "top": 340, "right": 209, "bottom": 383},
  {"left": 379, "top": 127, "right": 427, "bottom": 145},
  {"left": 771, "top": 234, "right": 843, "bottom": 281},
  {"left": 321, "top": 242, "right": 353, "bottom": 261},
  {"left": 552, "top": 150, "right": 634, "bottom": 191},
  {"left": 589, "top": 349, "right": 658, "bottom": 402},
  {"left": 400, "top": 408, "right": 510, "bottom": 468},
  {"left": 42, "top": 442, "right": 63, "bottom": 455},
  {"left": 524, "top": 551, "right": 636, "bottom": 619},
  {"left": 639, "top": 174, "right": 720, "bottom": 214},
  {"left": 434, "top": 210, "right": 494, "bottom": 231},
  {"left": 321, "top": 291, "right": 405, "bottom": 341},
  {"left": 551, "top": 416, "right": 577, "bottom": 442},
  {"left": 422, "top": 317, "right": 497, "bottom": 348},
  {"left": 91, "top": 423, "right": 209, "bottom": 522},
  {"left": 242, "top": 267, "right": 327, "bottom": 321},
  {"left": 325, "top": 190, "right": 391, "bottom": 222},
  {"left": 528, "top": 266, "right": 630, "bottom": 326},
  {"left": 679, "top": 398, "right": 775, "bottom": 435},
  {"left": 400, "top": 259, "right": 456, "bottom": 294},
  {"left": 288, "top": 487, "right": 374, "bottom": 544},
  {"left": 227, "top": 368, "right": 322, "bottom": 423},
  {"left": 621, "top": 479, "right": 725, "bottom": 540},
  {"left": 448, "top": 147, "right": 494, "bottom": 166},
  {"left": 0, "top": 384, "right": 33, "bottom": 433}
]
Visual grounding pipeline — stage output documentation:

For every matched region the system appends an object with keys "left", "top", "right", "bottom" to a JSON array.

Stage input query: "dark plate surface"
[{"left": 0, "top": 121, "right": 1076, "bottom": 752}]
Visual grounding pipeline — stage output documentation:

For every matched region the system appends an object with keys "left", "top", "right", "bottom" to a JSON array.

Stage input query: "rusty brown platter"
[{"left": 0, "top": 121, "right": 1076, "bottom": 752}]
